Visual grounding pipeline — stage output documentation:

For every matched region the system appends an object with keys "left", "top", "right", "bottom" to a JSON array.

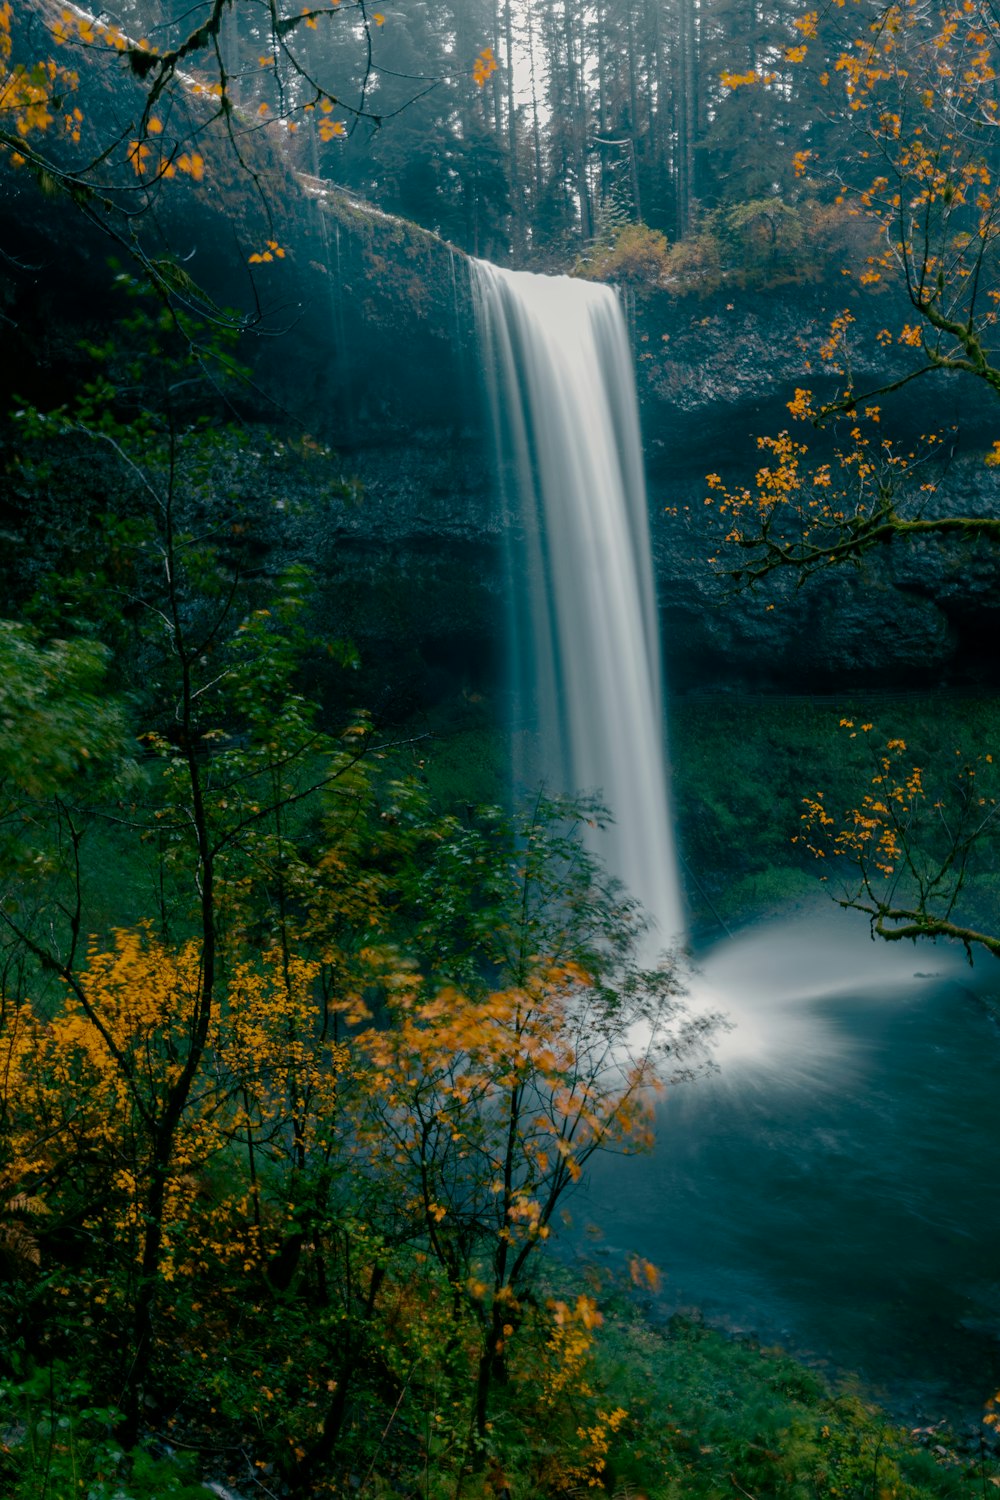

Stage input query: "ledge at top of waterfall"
[{"left": 473, "top": 261, "right": 684, "bottom": 951}]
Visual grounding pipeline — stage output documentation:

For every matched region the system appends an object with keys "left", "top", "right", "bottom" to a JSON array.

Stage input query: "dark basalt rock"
[
  {"left": 3, "top": 93, "right": 1000, "bottom": 707},
  {"left": 647, "top": 447, "right": 999, "bottom": 695},
  {"left": 627, "top": 282, "right": 1000, "bottom": 695}
]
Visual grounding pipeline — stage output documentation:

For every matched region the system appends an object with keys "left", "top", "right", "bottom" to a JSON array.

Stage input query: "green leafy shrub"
[{"left": 0, "top": 1367, "right": 213, "bottom": 1499}]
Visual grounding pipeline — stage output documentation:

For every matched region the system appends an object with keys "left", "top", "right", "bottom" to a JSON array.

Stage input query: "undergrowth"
[{"left": 1, "top": 1309, "right": 994, "bottom": 1498}]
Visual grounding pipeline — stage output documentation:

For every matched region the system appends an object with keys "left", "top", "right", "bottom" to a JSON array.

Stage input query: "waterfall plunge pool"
[{"left": 577, "top": 903, "right": 1000, "bottom": 1428}]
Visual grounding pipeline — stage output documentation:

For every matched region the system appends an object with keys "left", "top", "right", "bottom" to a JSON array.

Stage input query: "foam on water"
[{"left": 686, "top": 904, "right": 968, "bottom": 1082}]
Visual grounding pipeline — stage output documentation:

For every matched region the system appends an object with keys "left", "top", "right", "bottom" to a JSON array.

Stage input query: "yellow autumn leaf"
[
  {"left": 176, "top": 152, "right": 205, "bottom": 181},
  {"left": 473, "top": 45, "right": 497, "bottom": 86},
  {"left": 128, "top": 140, "right": 150, "bottom": 175}
]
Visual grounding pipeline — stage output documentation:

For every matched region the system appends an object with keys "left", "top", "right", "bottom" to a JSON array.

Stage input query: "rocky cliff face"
[
  {"left": 0, "top": 142, "right": 497, "bottom": 718},
  {"left": 324, "top": 262, "right": 1000, "bottom": 706},
  {"left": 3, "top": 132, "right": 999, "bottom": 711},
  {"left": 630, "top": 284, "right": 1000, "bottom": 696}
]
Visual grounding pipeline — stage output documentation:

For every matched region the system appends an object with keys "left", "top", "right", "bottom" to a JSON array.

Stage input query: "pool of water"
[{"left": 578, "top": 907, "right": 1000, "bottom": 1426}]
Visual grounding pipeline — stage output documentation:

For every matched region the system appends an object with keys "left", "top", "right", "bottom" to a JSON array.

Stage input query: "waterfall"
[{"left": 473, "top": 262, "right": 684, "bottom": 947}]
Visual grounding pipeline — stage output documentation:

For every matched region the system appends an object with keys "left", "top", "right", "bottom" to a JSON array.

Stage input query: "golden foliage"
[
  {"left": 703, "top": 387, "right": 963, "bottom": 585},
  {"left": 0, "top": 929, "right": 355, "bottom": 1286},
  {"left": 473, "top": 46, "right": 497, "bottom": 87},
  {"left": 794, "top": 723, "right": 1000, "bottom": 958}
]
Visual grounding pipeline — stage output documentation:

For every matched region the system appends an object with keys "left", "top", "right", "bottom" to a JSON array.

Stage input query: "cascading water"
[
  {"left": 473, "top": 262, "right": 684, "bottom": 947},
  {"left": 471, "top": 259, "right": 997, "bottom": 1425}
]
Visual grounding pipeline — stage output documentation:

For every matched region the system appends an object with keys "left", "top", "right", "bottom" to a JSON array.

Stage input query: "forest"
[{"left": 2, "top": 0, "right": 1000, "bottom": 1496}]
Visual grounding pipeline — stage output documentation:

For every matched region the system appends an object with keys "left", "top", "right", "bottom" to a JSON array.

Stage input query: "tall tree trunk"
[
  {"left": 504, "top": 0, "right": 523, "bottom": 256},
  {"left": 118, "top": 439, "right": 218, "bottom": 1450},
  {"left": 676, "top": 0, "right": 697, "bottom": 234},
  {"left": 526, "top": 1, "right": 545, "bottom": 232},
  {"left": 563, "top": 0, "right": 592, "bottom": 240}
]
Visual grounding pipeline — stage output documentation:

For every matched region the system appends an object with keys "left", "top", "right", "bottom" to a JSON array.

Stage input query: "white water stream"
[
  {"left": 469, "top": 261, "right": 1000, "bottom": 1418},
  {"left": 473, "top": 262, "right": 684, "bottom": 947}
]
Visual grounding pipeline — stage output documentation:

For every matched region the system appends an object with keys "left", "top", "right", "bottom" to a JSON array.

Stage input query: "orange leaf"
[{"left": 176, "top": 152, "right": 205, "bottom": 180}]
